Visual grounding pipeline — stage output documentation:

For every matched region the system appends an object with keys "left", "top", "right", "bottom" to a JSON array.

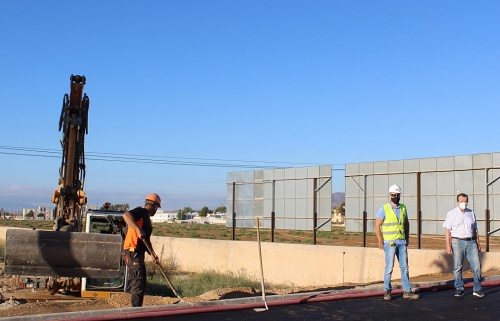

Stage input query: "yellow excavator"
[{"left": 4, "top": 75, "right": 125, "bottom": 297}]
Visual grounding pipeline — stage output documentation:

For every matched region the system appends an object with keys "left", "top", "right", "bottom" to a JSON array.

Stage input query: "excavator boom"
[{"left": 52, "top": 74, "right": 89, "bottom": 232}]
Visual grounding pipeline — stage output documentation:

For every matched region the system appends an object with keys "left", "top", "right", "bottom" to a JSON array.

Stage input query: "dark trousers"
[{"left": 125, "top": 251, "right": 147, "bottom": 307}]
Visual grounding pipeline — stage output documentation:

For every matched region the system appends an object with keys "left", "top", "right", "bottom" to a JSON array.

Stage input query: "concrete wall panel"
[
  {"left": 454, "top": 155, "right": 473, "bottom": 170},
  {"left": 345, "top": 163, "right": 359, "bottom": 176},
  {"left": 436, "top": 171, "right": 454, "bottom": 196},
  {"left": 228, "top": 166, "right": 331, "bottom": 231},
  {"left": 420, "top": 157, "right": 437, "bottom": 171},
  {"left": 473, "top": 153, "right": 492, "bottom": 168},
  {"left": 436, "top": 156, "right": 454, "bottom": 171},
  {"left": 404, "top": 159, "right": 419, "bottom": 172},
  {"left": 388, "top": 160, "right": 404, "bottom": 173},
  {"left": 421, "top": 172, "right": 437, "bottom": 195},
  {"left": 308, "top": 166, "right": 320, "bottom": 177},
  {"left": 403, "top": 173, "right": 417, "bottom": 196},
  {"left": 359, "top": 162, "right": 373, "bottom": 175},
  {"left": 373, "top": 161, "right": 388, "bottom": 174}
]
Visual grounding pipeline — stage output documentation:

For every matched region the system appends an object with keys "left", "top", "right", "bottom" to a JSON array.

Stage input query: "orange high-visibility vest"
[{"left": 123, "top": 217, "right": 143, "bottom": 252}]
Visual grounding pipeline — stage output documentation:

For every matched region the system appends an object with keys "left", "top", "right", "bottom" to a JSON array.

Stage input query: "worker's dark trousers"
[{"left": 125, "top": 251, "right": 147, "bottom": 307}]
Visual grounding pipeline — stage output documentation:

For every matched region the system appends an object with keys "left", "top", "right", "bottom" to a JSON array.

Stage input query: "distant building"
[
  {"left": 21, "top": 206, "right": 53, "bottom": 220},
  {"left": 150, "top": 210, "right": 177, "bottom": 223},
  {"left": 36, "top": 206, "right": 52, "bottom": 220},
  {"left": 331, "top": 207, "right": 345, "bottom": 225},
  {"left": 185, "top": 212, "right": 198, "bottom": 220},
  {"left": 207, "top": 213, "right": 227, "bottom": 224}
]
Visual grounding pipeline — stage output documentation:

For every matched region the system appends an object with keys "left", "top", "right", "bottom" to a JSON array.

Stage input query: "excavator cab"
[{"left": 81, "top": 210, "right": 128, "bottom": 297}]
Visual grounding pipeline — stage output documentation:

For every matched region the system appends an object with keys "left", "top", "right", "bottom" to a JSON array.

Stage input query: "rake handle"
[{"left": 141, "top": 239, "right": 184, "bottom": 301}]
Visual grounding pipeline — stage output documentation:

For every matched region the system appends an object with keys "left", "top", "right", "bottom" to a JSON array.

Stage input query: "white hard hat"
[{"left": 388, "top": 184, "right": 402, "bottom": 194}]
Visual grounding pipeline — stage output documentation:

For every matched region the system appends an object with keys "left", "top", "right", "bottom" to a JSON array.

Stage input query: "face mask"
[
  {"left": 391, "top": 196, "right": 400, "bottom": 204},
  {"left": 459, "top": 202, "right": 467, "bottom": 210}
]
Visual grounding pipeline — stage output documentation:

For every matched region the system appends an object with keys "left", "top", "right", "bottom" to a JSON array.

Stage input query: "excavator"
[{"left": 4, "top": 75, "right": 126, "bottom": 297}]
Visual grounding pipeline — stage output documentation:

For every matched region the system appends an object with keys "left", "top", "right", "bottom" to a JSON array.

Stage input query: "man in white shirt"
[{"left": 443, "top": 193, "right": 483, "bottom": 298}]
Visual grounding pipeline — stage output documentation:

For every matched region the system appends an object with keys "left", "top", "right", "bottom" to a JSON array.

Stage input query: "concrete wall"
[
  {"left": 2, "top": 227, "right": 499, "bottom": 287},
  {"left": 150, "top": 236, "right": 500, "bottom": 287}
]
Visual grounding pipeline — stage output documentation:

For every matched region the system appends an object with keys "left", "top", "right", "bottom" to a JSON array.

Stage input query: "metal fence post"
[{"left": 232, "top": 182, "right": 236, "bottom": 241}]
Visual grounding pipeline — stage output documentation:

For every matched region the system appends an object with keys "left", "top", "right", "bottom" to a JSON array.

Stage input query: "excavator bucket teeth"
[{"left": 4, "top": 229, "right": 122, "bottom": 278}]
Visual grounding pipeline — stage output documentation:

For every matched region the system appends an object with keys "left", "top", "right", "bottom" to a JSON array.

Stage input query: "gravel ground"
[
  {"left": 0, "top": 286, "right": 330, "bottom": 318},
  {"left": 0, "top": 276, "right": 329, "bottom": 319}
]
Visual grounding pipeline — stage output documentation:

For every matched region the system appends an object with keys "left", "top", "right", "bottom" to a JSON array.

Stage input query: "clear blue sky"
[{"left": 1, "top": 1, "right": 499, "bottom": 211}]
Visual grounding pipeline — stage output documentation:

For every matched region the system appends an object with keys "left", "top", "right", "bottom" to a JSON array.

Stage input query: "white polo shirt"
[{"left": 443, "top": 207, "right": 477, "bottom": 238}]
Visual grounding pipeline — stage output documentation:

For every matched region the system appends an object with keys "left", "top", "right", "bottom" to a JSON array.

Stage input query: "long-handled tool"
[
  {"left": 142, "top": 239, "right": 184, "bottom": 303},
  {"left": 254, "top": 217, "right": 268, "bottom": 312}
]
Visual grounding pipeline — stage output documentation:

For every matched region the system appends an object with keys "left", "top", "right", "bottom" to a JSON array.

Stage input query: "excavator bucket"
[{"left": 4, "top": 229, "right": 122, "bottom": 278}]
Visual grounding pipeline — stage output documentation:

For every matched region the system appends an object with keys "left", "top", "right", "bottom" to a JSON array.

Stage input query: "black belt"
[{"left": 452, "top": 237, "right": 474, "bottom": 241}]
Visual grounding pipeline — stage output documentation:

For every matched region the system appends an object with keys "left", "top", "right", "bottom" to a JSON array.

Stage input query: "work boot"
[
  {"left": 383, "top": 290, "right": 392, "bottom": 301},
  {"left": 403, "top": 291, "right": 420, "bottom": 300}
]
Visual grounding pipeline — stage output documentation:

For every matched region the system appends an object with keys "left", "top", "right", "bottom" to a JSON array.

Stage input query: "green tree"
[
  {"left": 199, "top": 206, "right": 210, "bottom": 217},
  {"left": 176, "top": 207, "right": 194, "bottom": 220},
  {"left": 176, "top": 207, "right": 192, "bottom": 220},
  {"left": 337, "top": 202, "right": 345, "bottom": 216},
  {"left": 215, "top": 205, "right": 226, "bottom": 213},
  {"left": 25, "top": 210, "right": 34, "bottom": 219},
  {"left": 182, "top": 207, "right": 194, "bottom": 214}
]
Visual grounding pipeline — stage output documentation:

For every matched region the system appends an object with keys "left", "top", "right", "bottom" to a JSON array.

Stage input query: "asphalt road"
[{"left": 130, "top": 286, "right": 500, "bottom": 321}]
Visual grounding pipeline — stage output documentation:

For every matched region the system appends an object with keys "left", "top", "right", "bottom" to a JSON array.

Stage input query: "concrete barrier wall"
[
  {"left": 1, "top": 226, "right": 499, "bottom": 287},
  {"left": 0, "top": 226, "right": 24, "bottom": 240},
  {"left": 151, "top": 236, "right": 500, "bottom": 287}
]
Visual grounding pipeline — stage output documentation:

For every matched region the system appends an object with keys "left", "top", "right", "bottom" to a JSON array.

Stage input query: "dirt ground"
[
  {"left": 0, "top": 276, "right": 367, "bottom": 318},
  {"left": 1, "top": 269, "right": 498, "bottom": 318}
]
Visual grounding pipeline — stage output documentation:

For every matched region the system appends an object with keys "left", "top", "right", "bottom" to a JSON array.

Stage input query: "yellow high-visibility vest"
[{"left": 381, "top": 203, "right": 406, "bottom": 241}]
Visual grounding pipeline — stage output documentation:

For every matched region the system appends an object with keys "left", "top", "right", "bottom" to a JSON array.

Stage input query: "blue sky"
[{"left": 0, "top": 1, "right": 499, "bottom": 211}]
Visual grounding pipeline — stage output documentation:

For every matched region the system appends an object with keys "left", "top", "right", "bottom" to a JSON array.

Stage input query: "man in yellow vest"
[
  {"left": 375, "top": 184, "right": 419, "bottom": 301},
  {"left": 122, "top": 193, "right": 161, "bottom": 307}
]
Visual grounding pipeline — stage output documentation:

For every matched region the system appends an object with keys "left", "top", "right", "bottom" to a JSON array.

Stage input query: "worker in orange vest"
[{"left": 122, "top": 193, "right": 161, "bottom": 307}]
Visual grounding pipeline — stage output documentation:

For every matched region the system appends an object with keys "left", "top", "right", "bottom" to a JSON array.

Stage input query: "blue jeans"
[
  {"left": 451, "top": 238, "right": 482, "bottom": 291},
  {"left": 384, "top": 242, "right": 412, "bottom": 292}
]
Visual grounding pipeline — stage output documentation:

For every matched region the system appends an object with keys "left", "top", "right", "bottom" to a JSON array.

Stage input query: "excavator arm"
[{"left": 51, "top": 75, "right": 89, "bottom": 232}]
